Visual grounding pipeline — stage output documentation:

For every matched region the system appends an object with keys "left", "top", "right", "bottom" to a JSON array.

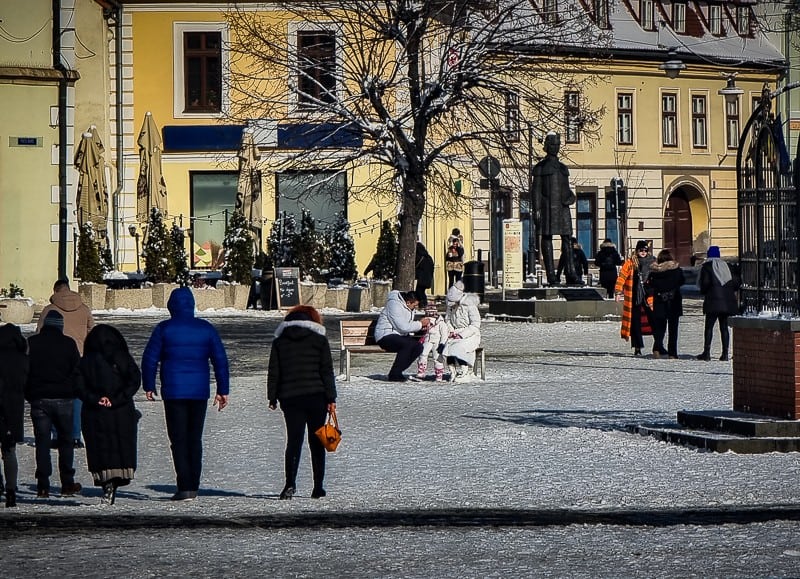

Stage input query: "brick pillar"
[{"left": 730, "top": 317, "right": 800, "bottom": 419}]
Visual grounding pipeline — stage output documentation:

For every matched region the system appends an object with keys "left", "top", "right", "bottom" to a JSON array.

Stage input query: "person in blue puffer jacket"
[{"left": 141, "top": 286, "right": 230, "bottom": 501}]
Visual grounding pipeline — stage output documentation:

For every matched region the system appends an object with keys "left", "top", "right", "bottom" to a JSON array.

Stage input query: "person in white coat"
[
  {"left": 442, "top": 281, "right": 482, "bottom": 381},
  {"left": 374, "top": 291, "right": 431, "bottom": 382}
]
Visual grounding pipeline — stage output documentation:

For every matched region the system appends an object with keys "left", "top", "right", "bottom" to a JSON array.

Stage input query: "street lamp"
[
  {"left": 718, "top": 73, "right": 744, "bottom": 105},
  {"left": 128, "top": 224, "right": 141, "bottom": 274},
  {"left": 659, "top": 49, "right": 686, "bottom": 79}
]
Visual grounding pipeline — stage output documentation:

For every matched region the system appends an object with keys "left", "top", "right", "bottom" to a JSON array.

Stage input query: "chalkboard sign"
[{"left": 275, "top": 267, "right": 300, "bottom": 309}]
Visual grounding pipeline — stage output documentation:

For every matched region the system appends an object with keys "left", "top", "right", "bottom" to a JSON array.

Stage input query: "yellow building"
[{"left": 0, "top": 0, "right": 114, "bottom": 301}]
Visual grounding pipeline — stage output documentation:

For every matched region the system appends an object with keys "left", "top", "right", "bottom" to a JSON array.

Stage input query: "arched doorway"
[{"left": 663, "top": 189, "right": 693, "bottom": 265}]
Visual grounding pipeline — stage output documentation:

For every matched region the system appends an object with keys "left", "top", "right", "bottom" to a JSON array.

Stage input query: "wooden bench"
[{"left": 339, "top": 319, "right": 485, "bottom": 381}]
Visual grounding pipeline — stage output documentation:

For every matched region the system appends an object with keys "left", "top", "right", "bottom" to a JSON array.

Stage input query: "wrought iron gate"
[{"left": 737, "top": 86, "right": 800, "bottom": 317}]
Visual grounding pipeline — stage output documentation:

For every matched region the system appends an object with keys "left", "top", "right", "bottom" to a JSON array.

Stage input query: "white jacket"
[
  {"left": 443, "top": 293, "right": 482, "bottom": 366},
  {"left": 374, "top": 290, "right": 423, "bottom": 342}
]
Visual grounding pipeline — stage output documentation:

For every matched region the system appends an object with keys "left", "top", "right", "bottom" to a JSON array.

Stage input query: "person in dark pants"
[
  {"left": 646, "top": 249, "right": 685, "bottom": 358},
  {"left": 0, "top": 323, "right": 29, "bottom": 507},
  {"left": 26, "top": 310, "right": 82, "bottom": 498},
  {"left": 697, "top": 246, "right": 740, "bottom": 361},
  {"left": 615, "top": 241, "right": 655, "bottom": 356},
  {"left": 141, "top": 287, "right": 230, "bottom": 501},
  {"left": 268, "top": 305, "right": 337, "bottom": 500},
  {"left": 595, "top": 239, "right": 623, "bottom": 298},
  {"left": 557, "top": 237, "right": 589, "bottom": 285},
  {"left": 414, "top": 242, "right": 434, "bottom": 308},
  {"left": 374, "top": 290, "right": 431, "bottom": 382}
]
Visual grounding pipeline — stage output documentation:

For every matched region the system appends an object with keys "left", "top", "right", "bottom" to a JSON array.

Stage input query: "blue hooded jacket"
[{"left": 141, "top": 287, "right": 230, "bottom": 399}]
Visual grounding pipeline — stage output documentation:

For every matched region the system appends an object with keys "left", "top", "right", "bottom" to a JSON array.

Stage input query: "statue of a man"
[{"left": 532, "top": 132, "right": 579, "bottom": 285}]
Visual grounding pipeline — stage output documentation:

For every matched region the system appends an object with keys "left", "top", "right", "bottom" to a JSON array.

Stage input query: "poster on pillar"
[{"left": 503, "top": 219, "right": 523, "bottom": 289}]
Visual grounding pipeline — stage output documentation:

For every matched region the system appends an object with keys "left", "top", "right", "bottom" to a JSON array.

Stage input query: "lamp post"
[
  {"left": 526, "top": 121, "right": 538, "bottom": 278},
  {"left": 128, "top": 224, "right": 141, "bottom": 274}
]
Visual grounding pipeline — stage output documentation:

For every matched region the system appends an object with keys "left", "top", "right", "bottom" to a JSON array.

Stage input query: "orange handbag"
[{"left": 315, "top": 408, "right": 342, "bottom": 452}]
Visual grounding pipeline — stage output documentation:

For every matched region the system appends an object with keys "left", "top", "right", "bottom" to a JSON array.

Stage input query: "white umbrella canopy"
[
  {"left": 136, "top": 112, "right": 168, "bottom": 223},
  {"left": 236, "top": 128, "right": 262, "bottom": 228},
  {"left": 74, "top": 127, "right": 108, "bottom": 237}
]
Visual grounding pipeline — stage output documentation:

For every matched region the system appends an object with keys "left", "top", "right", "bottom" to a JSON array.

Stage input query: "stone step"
[
  {"left": 677, "top": 410, "right": 800, "bottom": 438},
  {"left": 628, "top": 423, "right": 800, "bottom": 454}
]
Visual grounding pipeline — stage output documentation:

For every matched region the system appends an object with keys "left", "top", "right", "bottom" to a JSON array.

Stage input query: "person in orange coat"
[{"left": 615, "top": 240, "right": 655, "bottom": 356}]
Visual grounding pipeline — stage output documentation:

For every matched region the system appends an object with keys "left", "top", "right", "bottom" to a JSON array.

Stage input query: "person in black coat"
[
  {"left": 645, "top": 249, "right": 685, "bottom": 358},
  {"left": 595, "top": 238, "right": 623, "bottom": 298},
  {"left": 414, "top": 242, "right": 435, "bottom": 308},
  {"left": 26, "top": 310, "right": 83, "bottom": 498},
  {"left": 77, "top": 324, "right": 142, "bottom": 505},
  {"left": 697, "top": 245, "right": 740, "bottom": 361},
  {"left": 0, "top": 324, "right": 29, "bottom": 508},
  {"left": 268, "top": 305, "right": 337, "bottom": 500},
  {"left": 557, "top": 237, "right": 589, "bottom": 284}
]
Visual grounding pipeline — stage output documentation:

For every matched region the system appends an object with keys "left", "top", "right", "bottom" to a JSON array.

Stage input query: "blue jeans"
[
  {"left": 30, "top": 399, "right": 75, "bottom": 487},
  {"left": 73, "top": 398, "right": 82, "bottom": 440},
  {"left": 163, "top": 399, "right": 207, "bottom": 492}
]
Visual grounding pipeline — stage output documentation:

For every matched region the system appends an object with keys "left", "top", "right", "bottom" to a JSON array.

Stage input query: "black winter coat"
[
  {"left": 699, "top": 259, "right": 740, "bottom": 315},
  {"left": 0, "top": 324, "right": 29, "bottom": 443},
  {"left": 415, "top": 243, "right": 434, "bottom": 288},
  {"left": 77, "top": 325, "right": 141, "bottom": 480},
  {"left": 267, "top": 320, "right": 337, "bottom": 405},
  {"left": 646, "top": 260, "right": 685, "bottom": 319},
  {"left": 26, "top": 326, "right": 81, "bottom": 401},
  {"left": 595, "top": 243, "right": 623, "bottom": 289}
]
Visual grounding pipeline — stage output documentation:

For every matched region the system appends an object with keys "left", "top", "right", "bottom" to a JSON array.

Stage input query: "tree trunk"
[{"left": 393, "top": 175, "right": 426, "bottom": 290}]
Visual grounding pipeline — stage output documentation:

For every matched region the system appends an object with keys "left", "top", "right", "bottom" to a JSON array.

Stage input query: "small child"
[{"left": 416, "top": 304, "right": 449, "bottom": 382}]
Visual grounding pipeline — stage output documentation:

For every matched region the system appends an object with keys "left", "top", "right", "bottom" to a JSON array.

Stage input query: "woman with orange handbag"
[{"left": 267, "top": 305, "right": 337, "bottom": 500}]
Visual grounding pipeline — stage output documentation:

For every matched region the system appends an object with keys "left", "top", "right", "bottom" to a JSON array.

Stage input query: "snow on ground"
[{"left": 3, "top": 304, "right": 800, "bottom": 577}]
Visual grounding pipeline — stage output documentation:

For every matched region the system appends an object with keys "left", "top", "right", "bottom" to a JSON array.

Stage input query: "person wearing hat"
[
  {"left": 141, "top": 286, "right": 230, "bottom": 501},
  {"left": 441, "top": 280, "right": 482, "bottom": 381},
  {"left": 267, "top": 305, "right": 337, "bottom": 500},
  {"left": 697, "top": 246, "right": 740, "bottom": 361},
  {"left": 615, "top": 241, "right": 656, "bottom": 356},
  {"left": 26, "top": 310, "right": 83, "bottom": 497}
]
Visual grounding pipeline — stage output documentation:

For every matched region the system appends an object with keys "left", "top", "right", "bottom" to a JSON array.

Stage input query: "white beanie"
[{"left": 446, "top": 280, "right": 465, "bottom": 304}]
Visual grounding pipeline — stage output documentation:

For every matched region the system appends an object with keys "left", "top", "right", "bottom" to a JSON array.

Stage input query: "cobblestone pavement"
[{"left": 2, "top": 305, "right": 799, "bottom": 578}]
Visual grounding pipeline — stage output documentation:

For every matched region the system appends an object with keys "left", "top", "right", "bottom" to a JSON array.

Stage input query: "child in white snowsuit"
[{"left": 416, "top": 314, "right": 449, "bottom": 381}]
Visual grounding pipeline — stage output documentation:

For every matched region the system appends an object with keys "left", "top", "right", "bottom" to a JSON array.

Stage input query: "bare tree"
[{"left": 225, "top": 0, "right": 608, "bottom": 289}]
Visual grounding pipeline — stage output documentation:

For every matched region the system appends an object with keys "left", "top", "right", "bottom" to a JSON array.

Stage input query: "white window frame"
[
  {"left": 641, "top": 0, "right": 654, "bottom": 30},
  {"left": 661, "top": 92, "right": 679, "bottom": 148},
  {"left": 691, "top": 94, "right": 708, "bottom": 149},
  {"left": 737, "top": 5, "right": 750, "bottom": 35},
  {"left": 726, "top": 97, "right": 740, "bottom": 150},
  {"left": 564, "top": 91, "right": 581, "bottom": 144},
  {"left": 673, "top": 2, "right": 686, "bottom": 33},
  {"left": 287, "top": 21, "right": 344, "bottom": 117},
  {"left": 709, "top": 4, "right": 722, "bottom": 35},
  {"left": 506, "top": 91, "right": 520, "bottom": 142},
  {"left": 594, "top": 0, "right": 609, "bottom": 28},
  {"left": 172, "top": 22, "right": 229, "bottom": 120},
  {"left": 617, "top": 92, "right": 634, "bottom": 146}
]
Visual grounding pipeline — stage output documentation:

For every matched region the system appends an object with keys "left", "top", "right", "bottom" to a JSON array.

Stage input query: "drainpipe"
[
  {"left": 53, "top": 0, "right": 69, "bottom": 280},
  {"left": 101, "top": 0, "right": 124, "bottom": 265}
]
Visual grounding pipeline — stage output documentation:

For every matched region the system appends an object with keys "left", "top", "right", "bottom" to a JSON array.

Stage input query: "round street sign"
[{"left": 478, "top": 156, "right": 501, "bottom": 179}]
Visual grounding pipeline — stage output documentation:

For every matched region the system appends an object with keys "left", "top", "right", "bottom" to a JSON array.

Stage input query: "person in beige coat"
[{"left": 37, "top": 279, "right": 95, "bottom": 447}]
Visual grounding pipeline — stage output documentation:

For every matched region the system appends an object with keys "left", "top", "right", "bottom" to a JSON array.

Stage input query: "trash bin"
[{"left": 462, "top": 260, "right": 485, "bottom": 303}]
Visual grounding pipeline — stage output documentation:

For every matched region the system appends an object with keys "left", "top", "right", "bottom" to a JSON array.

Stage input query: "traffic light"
[{"left": 618, "top": 187, "right": 627, "bottom": 217}]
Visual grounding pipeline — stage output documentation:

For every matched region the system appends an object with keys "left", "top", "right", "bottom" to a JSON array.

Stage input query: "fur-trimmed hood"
[
  {"left": 274, "top": 319, "right": 327, "bottom": 340},
  {"left": 599, "top": 240, "right": 617, "bottom": 249},
  {"left": 649, "top": 260, "right": 681, "bottom": 273}
]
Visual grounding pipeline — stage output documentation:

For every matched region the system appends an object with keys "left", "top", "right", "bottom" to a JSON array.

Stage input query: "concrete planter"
[
  {"left": 78, "top": 283, "right": 107, "bottom": 311},
  {"left": 223, "top": 284, "right": 250, "bottom": 309},
  {"left": 371, "top": 282, "right": 391, "bottom": 308},
  {"left": 325, "top": 287, "right": 349, "bottom": 310},
  {"left": 300, "top": 283, "right": 326, "bottom": 309},
  {"left": 152, "top": 283, "right": 179, "bottom": 309},
  {"left": 0, "top": 298, "right": 35, "bottom": 324},
  {"left": 105, "top": 288, "right": 153, "bottom": 310},
  {"left": 191, "top": 287, "right": 225, "bottom": 311},
  {"left": 346, "top": 286, "right": 372, "bottom": 312}
]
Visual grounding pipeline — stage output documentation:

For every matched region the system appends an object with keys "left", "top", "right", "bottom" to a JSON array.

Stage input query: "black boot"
[
  {"left": 102, "top": 482, "right": 117, "bottom": 505},
  {"left": 719, "top": 351, "right": 729, "bottom": 361},
  {"left": 696, "top": 351, "right": 711, "bottom": 361},
  {"left": 279, "top": 484, "right": 295, "bottom": 500},
  {"left": 5, "top": 489, "right": 16, "bottom": 508}
]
